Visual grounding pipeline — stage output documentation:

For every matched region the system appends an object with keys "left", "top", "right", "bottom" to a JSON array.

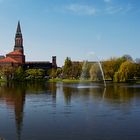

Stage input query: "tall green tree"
[
  {"left": 71, "top": 62, "right": 82, "bottom": 79},
  {"left": 135, "top": 64, "right": 140, "bottom": 78},
  {"left": 63, "top": 57, "right": 72, "bottom": 79},
  {"left": 56, "top": 68, "right": 63, "bottom": 78},
  {"left": 50, "top": 68, "right": 57, "bottom": 79},
  {"left": 14, "top": 66, "right": 25, "bottom": 81}
]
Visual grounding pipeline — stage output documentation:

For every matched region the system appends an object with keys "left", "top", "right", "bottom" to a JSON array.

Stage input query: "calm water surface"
[{"left": 0, "top": 82, "right": 140, "bottom": 140}]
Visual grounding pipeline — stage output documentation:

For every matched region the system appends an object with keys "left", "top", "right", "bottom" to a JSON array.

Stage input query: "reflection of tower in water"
[
  {"left": 14, "top": 89, "right": 25, "bottom": 140},
  {"left": 47, "top": 83, "right": 57, "bottom": 107},
  {"left": 63, "top": 86, "right": 72, "bottom": 104},
  {"left": 0, "top": 82, "right": 25, "bottom": 140}
]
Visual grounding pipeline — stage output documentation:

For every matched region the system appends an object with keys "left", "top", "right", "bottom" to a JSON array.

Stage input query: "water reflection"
[
  {"left": 104, "top": 83, "right": 140, "bottom": 102},
  {"left": 0, "top": 82, "right": 25, "bottom": 140},
  {"left": 0, "top": 82, "right": 57, "bottom": 140},
  {"left": 0, "top": 82, "right": 140, "bottom": 140},
  {"left": 62, "top": 82, "right": 140, "bottom": 106},
  {"left": 62, "top": 83, "right": 106, "bottom": 104}
]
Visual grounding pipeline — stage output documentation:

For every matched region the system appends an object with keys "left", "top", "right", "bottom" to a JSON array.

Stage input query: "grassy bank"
[
  {"left": 48, "top": 78, "right": 81, "bottom": 83},
  {"left": 0, "top": 79, "right": 6, "bottom": 82},
  {"left": 48, "top": 79, "right": 96, "bottom": 83}
]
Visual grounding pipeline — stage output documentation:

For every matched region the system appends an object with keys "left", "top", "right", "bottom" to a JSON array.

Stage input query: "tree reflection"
[
  {"left": 62, "top": 84, "right": 106, "bottom": 104},
  {"left": 0, "top": 82, "right": 140, "bottom": 139},
  {"left": 63, "top": 86, "right": 72, "bottom": 104},
  {"left": 62, "top": 83, "right": 140, "bottom": 106},
  {"left": 0, "top": 82, "right": 25, "bottom": 140},
  {"left": 103, "top": 84, "right": 136, "bottom": 102},
  {"left": 47, "top": 82, "right": 57, "bottom": 106}
]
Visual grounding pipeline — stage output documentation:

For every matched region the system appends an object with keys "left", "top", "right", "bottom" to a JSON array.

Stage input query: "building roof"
[
  {"left": 7, "top": 50, "right": 22, "bottom": 55},
  {"left": 26, "top": 61, "right": 50, "bottom": 64},
  {"left": 0, "top": 57, "right": 18, "bottom": 63}
]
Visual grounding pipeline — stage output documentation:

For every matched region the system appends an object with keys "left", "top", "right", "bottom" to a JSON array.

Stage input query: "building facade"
[{"left": 0, "top": 22, "right": 57, "bottom": 69}]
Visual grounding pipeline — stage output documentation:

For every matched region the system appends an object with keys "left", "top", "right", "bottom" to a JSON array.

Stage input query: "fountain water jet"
[{"left": 79, "top": 52, "right": 106, "bottom": 88}]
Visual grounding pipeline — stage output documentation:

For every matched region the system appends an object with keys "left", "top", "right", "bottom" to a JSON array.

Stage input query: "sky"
[{"left": 0, "top": 0, "right": 140, "bottom": 66}]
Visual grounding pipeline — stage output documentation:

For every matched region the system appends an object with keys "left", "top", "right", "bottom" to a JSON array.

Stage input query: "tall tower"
[
  {"left": 52, "top": 56, "right": 57, "bottom": 68},
  {"left": 6, "top": 21, "right": 26, "bottom": 64},
  {"left": 14, "top": 21, "right": 24, "bottom": 54}
]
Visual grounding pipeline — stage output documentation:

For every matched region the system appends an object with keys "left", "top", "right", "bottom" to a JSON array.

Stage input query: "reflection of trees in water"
[
  {"left": 0, "top": 82, "right": 57, "bottom": 140},
  {"left": 0, "top": 82, "right": 25, "bottom": 140},
  {"left": 25, "top": 82, "right": 48, "bottom": 94},
  {"left": 62, "top": 84, "right": 105, "bottom": 104},
  {"left": 63, "top": 86, "right": 72, "bottom": 104},
  {"left": 99, "top": 84, "right": 140, "bottom": 114},
  {"left": 0, "top": 82, "right": 140, "bottom": 139},
  {"left": 48, "top": 83, "right": 57, "bottom": 105},
  {"left": 25, "top": 82, "right": 57, "bottom": 101},
  {"left": 104, "top": 84, "right": 140, "bottom": 102},
  {"left": 62, "top": 83, "right": 140, "bottom": 105}
]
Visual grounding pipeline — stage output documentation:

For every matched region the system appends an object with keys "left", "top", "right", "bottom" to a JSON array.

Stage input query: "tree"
[
  {"left": 14, "top": 66, "right": 25, "bottom": 81},
  {"left": 63, "top": 57, "right": 72, "bottom": 79},
  {"left": 135, "top": 58, "right": 140, "bottom": 64},
  {"left": 50, "top": 68, "right": 57, "bottom": 79},
  {"left": 103, "top": 57, "right": 122, "bottom": 81},
  {"left": 71, "top": 62, "right": 82, "bottom": 79},
  {"left": 134, "top": 63, "right": 140, "bottom": 79},
  {"left": 26, "top": 69, "right": 45, "bottom": 80},
  {"left": 56, "top": 68, "right": 63, "bottom": 78},
  {"left": 114, "top": 72, "right": 121, "bottom": 82},
  {"left": 116, "top": 61, "right": 136, "bottom": 82},
  {"left": 122, "top": 54, "right": 133, "bottom": 62},
  {"left": 102, "top": 56, "right": 130, "bottom": 81},
  {"left": 0, "top": 66, "right": 15, "bottom": 80},
  {"left": 89, "top": 63, "right": 101, "bottom": 81}
]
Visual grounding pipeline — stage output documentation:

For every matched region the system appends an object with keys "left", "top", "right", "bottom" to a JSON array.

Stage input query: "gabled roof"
[
  {"left": 7, "top": 50, "right": 22, "bottom": 55},
  {"left": 0, "top": 57, "right": 18, "bottom": 63}
]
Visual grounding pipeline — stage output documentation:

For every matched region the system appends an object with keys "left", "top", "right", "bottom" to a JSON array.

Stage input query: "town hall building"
[{"left": 0, "top": 22, "right": 57, "bottom": 69}]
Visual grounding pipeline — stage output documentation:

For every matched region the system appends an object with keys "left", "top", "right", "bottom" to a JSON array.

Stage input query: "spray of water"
[
  {"left": 96, "top": 58, "right": 106, "bottom": 87},
  {"left": 79, "top": 52, "right": 106, "bottom": 87}
]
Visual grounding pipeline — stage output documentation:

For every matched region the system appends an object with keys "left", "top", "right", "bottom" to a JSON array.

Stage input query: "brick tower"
[
  {"left": 14, "top": 21, "right": 24, "bottom": 54},
  {"left": 6, "top": 21, "right": 25, "bottom": 64}
]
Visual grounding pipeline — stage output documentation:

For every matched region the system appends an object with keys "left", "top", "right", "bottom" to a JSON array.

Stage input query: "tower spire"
[
  {"left": 16, "top": 21, "right": 21, "bottom": 34},
  {"left": 14, "top": 21, "right": 24, "bottom": 54}
]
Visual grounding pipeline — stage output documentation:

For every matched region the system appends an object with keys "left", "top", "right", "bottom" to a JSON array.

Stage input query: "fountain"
[
  {"left": 79, "top": 52, "right": 106, "bottom": 88},
  {"left": 61, "top": 52, "right": 106, "bottom": 89}
]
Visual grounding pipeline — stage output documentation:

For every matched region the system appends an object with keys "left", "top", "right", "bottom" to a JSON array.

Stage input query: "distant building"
[
  {"left": 0, "top": 21, "right": 57, "bottom": 69},
  {"left": 0, "top": 55, "right": 5, "bottom": 59}
]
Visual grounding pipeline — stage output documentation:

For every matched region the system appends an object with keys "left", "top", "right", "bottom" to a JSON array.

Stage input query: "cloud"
[
  {"left": 65, "top": 4, "right": 96, "bottom": 16},
  {"left": 105, "top": 6, "right": 123, "bottom": 14},
  {"left": 104, "top": 3, "right": 134, "bottom": 15},
  {"left": 63, "top": 2, "right": 134, "bottom": 16}
]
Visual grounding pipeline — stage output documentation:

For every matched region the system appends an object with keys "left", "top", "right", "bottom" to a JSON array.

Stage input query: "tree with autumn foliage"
[
  {"left": 103, "top": 57, "right": 125, "bottom": 81},
  {"left": 0, "top": 65, "right": 15, "bottom": 80},
  {"left": 114, "top": 60, "right": 136, "bottom": 82}
]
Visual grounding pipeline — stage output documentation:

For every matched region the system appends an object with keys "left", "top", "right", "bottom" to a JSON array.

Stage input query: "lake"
[{"left": 0, "top": 82, "right": 140, "bottom": 140}]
